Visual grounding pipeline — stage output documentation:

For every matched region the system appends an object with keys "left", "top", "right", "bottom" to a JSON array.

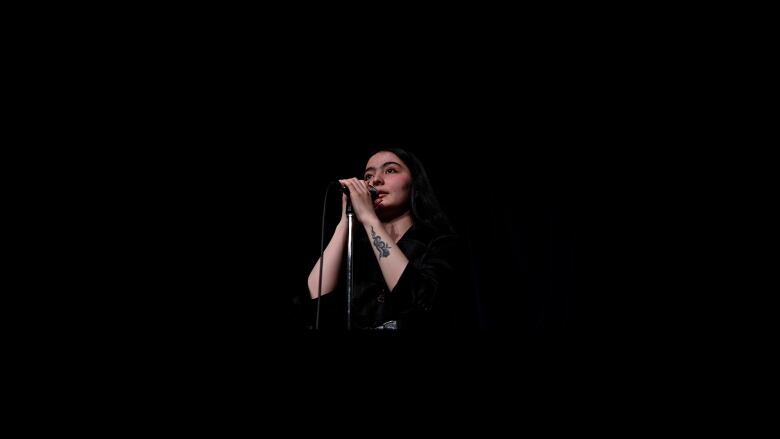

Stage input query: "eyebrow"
[{"left": 364, "top": 161, "right": 403, "bottom": 175}]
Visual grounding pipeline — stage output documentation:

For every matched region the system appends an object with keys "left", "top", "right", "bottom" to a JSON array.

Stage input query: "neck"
[{"left": 381, "top": 210, "right": 414, "bottom": 243}]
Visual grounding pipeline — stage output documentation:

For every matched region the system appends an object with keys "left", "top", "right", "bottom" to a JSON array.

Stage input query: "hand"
[{"left": 339, "top": 178, "right": 379, "bottom": 225}]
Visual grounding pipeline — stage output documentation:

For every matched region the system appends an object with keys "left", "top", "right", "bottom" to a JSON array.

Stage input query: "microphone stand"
[
  {"left": 342, "top": 185, "right": 375, "bottom": 330},
  {"left": 345, "top": 198, "right": 355, "bottom": 330}
]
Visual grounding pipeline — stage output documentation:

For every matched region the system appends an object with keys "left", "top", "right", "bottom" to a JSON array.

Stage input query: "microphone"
[{"left": 340, "top": 184, "right": 379, "bottom": 200}]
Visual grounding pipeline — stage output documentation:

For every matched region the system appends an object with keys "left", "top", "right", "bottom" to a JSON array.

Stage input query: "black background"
[
  {"left": 24, "top": 8, "right": 754, "bottom": 418},
  {"left": 99, "top": 107, "right": 650, "bottom": 344},
  {"left": 63, "top": 41, "right": 688, "bottom": 349}
]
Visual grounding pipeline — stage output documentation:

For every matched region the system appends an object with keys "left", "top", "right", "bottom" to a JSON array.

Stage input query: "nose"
[{"left": 369, "top": 173, "right": 383, "bottom": 187}]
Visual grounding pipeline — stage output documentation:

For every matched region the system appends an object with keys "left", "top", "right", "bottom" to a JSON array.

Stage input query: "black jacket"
[{"left": 310, "top": 224, "right": 469, "bottom": 330}]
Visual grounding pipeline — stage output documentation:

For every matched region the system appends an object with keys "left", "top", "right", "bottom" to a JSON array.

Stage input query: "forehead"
[{"left": 366, "top": 151, "right": 405, "bottom": 169}]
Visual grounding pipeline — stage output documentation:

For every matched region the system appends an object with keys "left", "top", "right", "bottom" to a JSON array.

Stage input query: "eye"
[
  {"left": 385, "top": 168, "right": 397, "bottom": 174},
  {"left": 364, "top": 174, "right": 372, "bottom": 181}
]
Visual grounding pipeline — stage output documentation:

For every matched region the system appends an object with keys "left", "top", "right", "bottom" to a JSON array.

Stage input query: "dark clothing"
[{"left": 310, "top": 224, "right": 469, "bottom": 330}]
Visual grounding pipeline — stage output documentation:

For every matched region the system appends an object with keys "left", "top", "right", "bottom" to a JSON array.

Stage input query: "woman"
[{"left": 306, "top": 147, "right": 466, "bottom": 330}]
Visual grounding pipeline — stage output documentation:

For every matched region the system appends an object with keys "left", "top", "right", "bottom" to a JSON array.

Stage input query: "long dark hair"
[{"left": 367, "top": 147, "right": 454, "bottom": 236}]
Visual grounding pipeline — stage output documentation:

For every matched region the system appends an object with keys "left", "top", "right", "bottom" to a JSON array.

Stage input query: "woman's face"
[{"left": 363, "top": 151, "right": 413, "bottom": 216}]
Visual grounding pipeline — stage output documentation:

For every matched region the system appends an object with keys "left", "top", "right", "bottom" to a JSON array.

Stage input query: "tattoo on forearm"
[{"left": 370, "top": 226, "right": 391, "bottom": 258}]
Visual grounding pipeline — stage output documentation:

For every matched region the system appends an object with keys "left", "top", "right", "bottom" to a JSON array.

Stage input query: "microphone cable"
[{"left": 314, "top": 182, "right": 336, "bottom": 329}]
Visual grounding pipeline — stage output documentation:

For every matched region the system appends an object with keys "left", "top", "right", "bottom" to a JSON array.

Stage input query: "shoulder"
[
  {"left": 406, "top": 224, "right": 459, "bottom": 246},
  {"left": 406, "top": 229, "right": 463, "bottom": 262},
  {"left": 422, "top": 227, "right": 462, "bottom": 250}
]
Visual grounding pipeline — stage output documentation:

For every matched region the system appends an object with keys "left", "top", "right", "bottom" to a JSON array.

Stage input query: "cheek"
[
  {"left": 399, "top": 180, "right": 412, "bottom": 198},
  {"left": 398, "top": 175, "right": 412, "bottom": 189},
  {"left": 388, "top": 175, "right": 412, "bottom": 196}
]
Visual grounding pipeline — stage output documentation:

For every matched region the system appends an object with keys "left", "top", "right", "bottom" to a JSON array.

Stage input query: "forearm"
[
  {"left": 307, "top": 219, "right": 348, "bottom": 299},
  {"left": 362, "top": 219, "right": 409, "bottom": 292}
]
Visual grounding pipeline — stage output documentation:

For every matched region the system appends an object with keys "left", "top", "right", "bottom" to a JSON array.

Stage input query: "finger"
[
  {"left": 344, "top": 178, "right": 363, "bottom": 195},
  {"left": 339, "top": 179, "right": 356, "bottom": 197},
  {"left": 350, "top": 178, "right": 370, "bottom": 196}
]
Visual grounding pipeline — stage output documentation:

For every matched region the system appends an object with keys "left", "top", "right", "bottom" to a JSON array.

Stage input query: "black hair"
[{"left": 366, "top": 147, "right": 454, "bottom": 236}]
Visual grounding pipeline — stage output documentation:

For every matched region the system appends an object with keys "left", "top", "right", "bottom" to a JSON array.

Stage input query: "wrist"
[{"left": 362, "top": 217, "right": 382, "bottom": 230}]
